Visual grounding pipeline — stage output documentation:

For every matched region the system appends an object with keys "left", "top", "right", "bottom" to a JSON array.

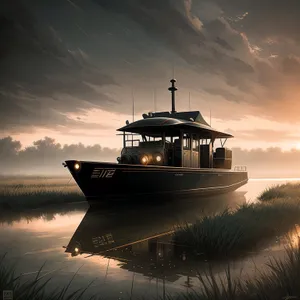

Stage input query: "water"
[{"left": 0, "top": 178, "right": 299, "bottom": 299}]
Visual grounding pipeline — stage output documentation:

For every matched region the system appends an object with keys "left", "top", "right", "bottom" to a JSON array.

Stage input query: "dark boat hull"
[{"left": 65, "top": 160, "right": 248, "bottom": 203}]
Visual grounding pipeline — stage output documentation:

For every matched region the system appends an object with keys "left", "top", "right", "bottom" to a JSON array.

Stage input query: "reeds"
[
  {"left": 259, "top": 183, "right": 300, "bottom": 202},
  {"left": 173, "top": 199, "right": 300, "bottom": 259},
  {"left": 0, "top": 182, "right": 84, "bottom": 210},
  {"left": 169, "top": 183, "right": 300, "bottom": 298}
]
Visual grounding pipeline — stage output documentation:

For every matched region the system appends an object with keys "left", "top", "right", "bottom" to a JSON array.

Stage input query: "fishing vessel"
[{"left": 63, "top": 79, "right": 248, "bottom": 203}]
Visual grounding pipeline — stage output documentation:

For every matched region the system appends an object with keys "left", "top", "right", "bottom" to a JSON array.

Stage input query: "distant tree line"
[
  {"left": 0, "top": 136, "right": 120, "bottom": 175},
  {"left": 0, "top": 136, "right": 299, "bottom": 177}
]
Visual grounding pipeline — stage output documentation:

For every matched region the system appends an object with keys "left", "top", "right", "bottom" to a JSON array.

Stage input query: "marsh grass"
[
  {"left": 0, "top": 179, "right": 84, "bottom": 210},
  {"left": 173, "top": 199, "right": 300, "bottom": 259},
  {"left": 241, "top": 238, "right": 300, "bottom": 300},
  {"left": 0, "top": 253, "right": 99, "bottom": 300},
  {"left": 159, "top": 238, "right": 300, "bottom": 300},
  {"left": 259, "top": 183, "right": 300, "bottom": 202}
]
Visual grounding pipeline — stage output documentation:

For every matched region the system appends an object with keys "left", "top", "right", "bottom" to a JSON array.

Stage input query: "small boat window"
[
  {"left": 193, "top": 139, "right": 199, "bottom": 150},
  {"left": 183, "top": 138, "right": 190, "bottom": 150}
]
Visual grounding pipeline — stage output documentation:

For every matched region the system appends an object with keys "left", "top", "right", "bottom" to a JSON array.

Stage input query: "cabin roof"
[
  {"left": 146, "top": 111, "right": 211, "bottom": 127},
  {"left": 117, "top": 111, "right": 233, "bottom": 139}
]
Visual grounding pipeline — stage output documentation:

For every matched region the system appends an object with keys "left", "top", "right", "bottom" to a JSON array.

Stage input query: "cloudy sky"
[{"left": 1, "top": 0, "right": 300, "bottom": 151}]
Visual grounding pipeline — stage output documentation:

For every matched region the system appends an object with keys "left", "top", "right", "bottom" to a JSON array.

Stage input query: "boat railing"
[{"left": 234, "top": 165, "right": 247, "bottom": 172}]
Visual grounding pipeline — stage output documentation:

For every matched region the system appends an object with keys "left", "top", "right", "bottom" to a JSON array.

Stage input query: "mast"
[
  {"left": 132, "top": 88, "right": 135, "bottom": 122},
  {"left": 153, "top": 89, "right": 157, "bottom": 112},
  {"left": 168, "top": 79, "right": 177, "bottom": 114}
]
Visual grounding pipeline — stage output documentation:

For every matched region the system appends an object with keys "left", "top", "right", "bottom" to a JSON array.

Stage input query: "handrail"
[
  {"left": 125, "top": 139, "right": 140, "bottom": 142},
  {"left": 116, "top": 133, "right": 141, "bottom": 136},
  {"left": 234, "top": 165, "right": 247, "bottom": 172}
]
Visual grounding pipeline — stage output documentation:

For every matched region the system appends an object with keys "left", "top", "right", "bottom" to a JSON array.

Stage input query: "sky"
[{"left": 1, "top": 0, "right": 300, "bottom": 151}]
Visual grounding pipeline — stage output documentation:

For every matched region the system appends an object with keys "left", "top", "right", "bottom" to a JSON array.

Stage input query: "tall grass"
[
  {"left": 173, "top": 199, "right": 300, "bottom": 259},
  {"left": 0, "top": 253, "right": 99, "bottom": 300},
  {"left": 259, "top": 183, "right": 300, "bottom": 202},
  {"left": 0, "top": 182, "right": 84, "bottom": 210}
]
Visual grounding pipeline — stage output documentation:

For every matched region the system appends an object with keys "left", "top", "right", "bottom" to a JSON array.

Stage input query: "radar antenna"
[
  {"left": 132, "top": 88, "right": 135, "bottom": 122},
  {"left": 168, "top": 79, "right": 177, "bottom": 114},
  {"left": 153, "top": 89, "right": 157, "bottom": 112}
]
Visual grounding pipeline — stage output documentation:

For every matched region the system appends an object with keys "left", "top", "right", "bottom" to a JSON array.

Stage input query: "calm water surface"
[{"left": 0, "top": 178, "right": 299, "bottom": 299}]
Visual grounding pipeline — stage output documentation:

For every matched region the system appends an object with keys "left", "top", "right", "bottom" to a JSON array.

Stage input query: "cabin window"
[
  {"left": 183, "top": 138, "right": 190, "bottom": 150},
  {"left": 200, "top": 139, "right": 210, "bottom": 145},
  {"left": 125, "top": 140, "right": 140, "bottom": 147},
  {"left": 193, "top": 139, "right": 199, "bottom": 150}
]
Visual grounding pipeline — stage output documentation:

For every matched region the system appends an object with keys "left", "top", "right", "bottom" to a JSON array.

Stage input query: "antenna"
[
  {"left": 132, "top": 88, "right": 135, "bottom": 122},
  {"left": 208, "top": 96, "right": 211, "bottom": 126},
  {"left": 189, "top": 92, "right": 191, "bottom": 111},
  {"left": 153, "top": 89, "right": 157, "bottom": 112},
  {"left": 168, "top": 79, "right": 177, "bottom": 114}
]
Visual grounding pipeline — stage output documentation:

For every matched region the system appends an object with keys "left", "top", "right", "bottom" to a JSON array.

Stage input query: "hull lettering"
[{"left": 91, "top": 168, "right": 116, "bottom": 179}]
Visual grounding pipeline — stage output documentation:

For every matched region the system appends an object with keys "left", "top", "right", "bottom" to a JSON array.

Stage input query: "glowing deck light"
[
  {"left": 155, "top": 155, "right": 162, "bottom": 162},
  {"left": 140, "top": 155, "right": 149, "bottom": 165}
]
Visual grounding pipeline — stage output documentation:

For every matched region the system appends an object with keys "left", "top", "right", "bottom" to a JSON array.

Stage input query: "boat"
[{"left": 63, "top": 79, "right": 248, "bottom": 203}]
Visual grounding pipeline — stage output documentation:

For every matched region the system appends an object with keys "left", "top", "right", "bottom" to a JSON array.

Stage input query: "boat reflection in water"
[{"left": 65, "top": 192, "right": 246, "bottom": 283}]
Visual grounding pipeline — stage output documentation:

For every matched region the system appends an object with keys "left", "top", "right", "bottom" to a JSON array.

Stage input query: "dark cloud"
[
  {"left": 93, "top": 0, "right": 206, "bottom": 64},
  {"left": 93, "top": 0, "right": 300, "bottom": 122},
  {"left": 281, "top": 56, "right": 300, "bottom": 75},
  {"left": 215, "top": 37, "right": 234, "bottom": 51},
  {"left": 0, "top": 0, "right": 118, "bottom": 131},
  {"left": 2, "top": 0, "right": 300, "bottom": 137},
  {"left": 203, "top": 88, "right": 241, "bottom": 103},
  {"left": 215, "top": 0, "right": 300, "bottom": 41},
  {"left": 94, "top": 0, "right": 255, "bottom": 84}
]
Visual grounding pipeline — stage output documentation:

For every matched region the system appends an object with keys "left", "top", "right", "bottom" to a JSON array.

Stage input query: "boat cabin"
[{"left": 117, "top": 79, "right": 233, "bottom": 169}]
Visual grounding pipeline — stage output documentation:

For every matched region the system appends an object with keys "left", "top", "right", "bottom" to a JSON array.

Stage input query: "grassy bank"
[
  {"left": 0, "top": 178, "right": 85, "bottom": 210},
  {"left": 173, "top": 199, "right": 300, "bottom": 259},
  {"left": 173, "top": 183, "right": 300, "bottom": 260},
  {"left": 259, "top": 182, "right": 300, "bottom": 201}
]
